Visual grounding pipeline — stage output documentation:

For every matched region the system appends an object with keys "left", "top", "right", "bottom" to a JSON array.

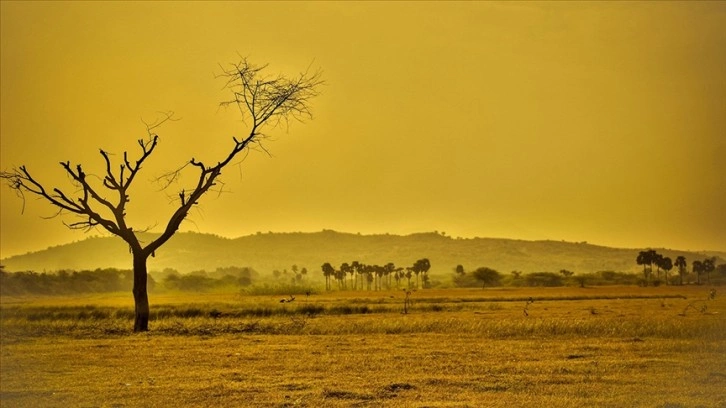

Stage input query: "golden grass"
[{"left": 1, "top": 286, "right": 725, "bottom": 407}]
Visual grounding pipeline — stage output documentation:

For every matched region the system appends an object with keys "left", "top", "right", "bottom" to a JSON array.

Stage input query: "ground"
[{"left": 1, "top": 286, "right": 725, "bottom": 407}]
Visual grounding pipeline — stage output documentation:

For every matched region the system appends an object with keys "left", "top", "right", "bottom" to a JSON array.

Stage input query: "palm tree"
[
  {"left": 384, "top": 263, "right": 396, "bottom": 289},
  {"left": 674, "top": 256, "right": 687, "bottom": 285},
  {"left": 636, "top": 251, "right": 653, "bottom": 283},
  {"left": 351, "top": 261, "right": 361, "bottom": 290},
  {"left": 357, "top": 262, "right": 367, "bottom": 290},
  {"left": 376, "top": 265, "right": 385, "bottom": 290},
  {"left": 692, "top": 260, "right": 704, "bottom": 285},
  {"left": 653, "top": 253, "right": 664, "bottom": 281},
  {"left": 394, "top": 267, "right": 404, "bottom": 288},
  {"left": 660, "top": 256, "right": 673, "bottom": 285},
  {"left": 409, "top": 258, "right": 431, "bottom": 289},
  {"left": 418, "top": 258, "right": 431, "bottom": 288},
  {"left": 340, "top": 263, "right": 351, "bottom": 290},
  {"left": 321, "top": 262, "right": 335, "bottom": 291},
  {"left": 363, "top": 265, "right": 372, "bottom": 290},
  {"left": 412, "top": 265, "right": 421, "bottom": 289},
  {"left": 703, "top": 257, "right": 716, "bottom": 285}
]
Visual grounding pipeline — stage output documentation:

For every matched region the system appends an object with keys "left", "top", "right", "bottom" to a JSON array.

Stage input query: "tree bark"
[{"left": 132, "top": 252, "right": 150, "bottom": 332}]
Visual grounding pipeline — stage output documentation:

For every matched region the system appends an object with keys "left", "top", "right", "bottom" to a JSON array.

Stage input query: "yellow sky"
[{"left": 1, "top": 1, "right": 725, "bottom": 257}]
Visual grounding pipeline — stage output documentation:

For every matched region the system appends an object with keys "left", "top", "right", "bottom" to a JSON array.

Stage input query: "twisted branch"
[{"left": 2, "top": 58, "right": 323, "bottom": 260}]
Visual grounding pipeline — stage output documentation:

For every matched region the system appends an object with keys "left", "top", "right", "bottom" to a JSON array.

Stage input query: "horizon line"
[{"left": 2, "top": 228, "right": 724, "bottom": 260}]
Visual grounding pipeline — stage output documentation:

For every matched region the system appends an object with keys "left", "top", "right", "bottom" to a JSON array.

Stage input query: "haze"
[{"left": 1, "top": 1, "right": 725, "bottom": 258}]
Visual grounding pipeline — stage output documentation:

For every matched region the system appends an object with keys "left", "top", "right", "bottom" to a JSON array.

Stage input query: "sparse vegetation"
[
  {"left": 0, "top": 268, "right": 155, "bottom": 296},
  {"left": 0, "top": 266, "right": 262, "bottom": 296},
  {"left": 1, "top": 252, "right": 724, "bottom": 407},
  {"left": 1, "top": 286, "right": 724, "bottom": 407},
  {"left": 320, "top": 258, "right": 431, "bottom": 291},
  {"left": 636, "top": 251, "right": 724, "bottom": 286},
  {"left": 1, "top": 58, "right": 323, "bottom": 332},
  {"left": 472, "top": 267, "right": 502, "bottom": 288}
]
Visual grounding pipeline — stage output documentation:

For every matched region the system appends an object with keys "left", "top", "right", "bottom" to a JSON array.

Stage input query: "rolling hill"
[{"left": 2, "top": 231, "right": 723, "bottom": 278}]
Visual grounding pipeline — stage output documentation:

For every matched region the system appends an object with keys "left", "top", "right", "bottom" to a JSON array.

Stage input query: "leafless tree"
[{"left": 1, "top": 58, "right": 323, "bottom": 332}]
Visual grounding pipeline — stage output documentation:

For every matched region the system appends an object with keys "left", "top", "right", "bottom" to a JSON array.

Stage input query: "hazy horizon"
[
  {"left": 3, "top": 228, "right": 724, "bottom": 261},
  {"left": 2, "top": 2, "right": 725, "bottom": 258}
]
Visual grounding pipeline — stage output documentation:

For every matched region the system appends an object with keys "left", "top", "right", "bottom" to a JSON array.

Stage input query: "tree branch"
[
  {"left": 2, "top": 60, "right": 322, "bottom": 261},
  {"left": 145, "top": 58, "right": 323, "bottom": 256}
]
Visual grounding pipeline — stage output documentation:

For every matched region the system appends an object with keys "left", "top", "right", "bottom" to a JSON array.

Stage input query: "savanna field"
[{"left": 1, "top": 286, "right": 725, "bottom": 407}]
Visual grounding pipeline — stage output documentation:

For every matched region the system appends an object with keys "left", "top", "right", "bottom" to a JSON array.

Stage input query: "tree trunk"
[{"left": 132, "top": 252, "right": 150, "bottom": 332}]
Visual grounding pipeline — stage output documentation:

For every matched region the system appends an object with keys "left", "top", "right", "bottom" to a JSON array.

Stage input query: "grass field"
[{"left": 1, "top": 286, "right": 725, "bottom": 407}]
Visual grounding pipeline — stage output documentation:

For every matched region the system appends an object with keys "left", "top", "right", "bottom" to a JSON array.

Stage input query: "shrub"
[
  {"left": 452, "top": 273, "right": 480, "bottom": 288},
  {"left": 524, "top": 272, "right": 563, "bottom": 287},
  {"left": 472, "top": 267, "right": 502, "bottom": 287}
]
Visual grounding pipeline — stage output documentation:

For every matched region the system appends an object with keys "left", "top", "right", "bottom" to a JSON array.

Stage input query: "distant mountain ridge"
[{"left": 2, "top": 231, "right": 724, "bottom": 277}]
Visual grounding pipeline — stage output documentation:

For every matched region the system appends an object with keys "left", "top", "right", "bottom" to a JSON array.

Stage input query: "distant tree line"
[
  {"left": 320, "top": 259, "right": 431, "bottom": 291},
  {"left": 0, "top": 265, "right": 258, "bottom": 295},
  {"left": 156, "top": 266, "right": 257, "bottom": 292},
  {"left": 452, "top": 267, "right": 634, "bottom": 288},
  {"left": 271, "top": 264, "right": 309, "bottom": 286},
  {"left": 0, "top": 267, "right": 155, "bottom": 296},
  {"left": 636, "top": 250, "right": 720, "bottom": 286},
  {"left": 452, "top": 263, "right": 726, "bottom": 288}
]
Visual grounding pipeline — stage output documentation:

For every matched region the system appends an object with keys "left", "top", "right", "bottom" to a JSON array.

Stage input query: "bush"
[
  {"left": 452, "top": 267, "right": 502, "bottom": 288},
  {"left": 472, "top": 267, "right": 502, "bottom": 287},
  {"left": 452, "top": 273, "right": 480, "bottom": 288},
  {"left": 524, "top": 272, "right": 563, "bottom": 287},
  {"left": 160, "top": 267, "right": 259, "bottom": 292},
  {"left": 578, "top": 271, "right": 640, "bottom": 286},
  {"left": 0, "top": 268, "right": 150, "bottom": 295}
]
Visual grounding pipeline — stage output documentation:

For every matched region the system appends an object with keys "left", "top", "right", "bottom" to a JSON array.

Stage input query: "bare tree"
[{"left": 1, "top": 58, "right": 323, "bottom": 332}]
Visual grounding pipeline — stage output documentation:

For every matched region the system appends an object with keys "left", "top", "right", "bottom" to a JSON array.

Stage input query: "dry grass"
[{"left": 2, "top": 286, "right": 725, "bottom": 407}]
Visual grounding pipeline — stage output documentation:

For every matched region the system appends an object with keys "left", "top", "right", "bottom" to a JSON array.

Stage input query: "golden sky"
[{"left": 1, "top": 1, "right": 725, "bottom": 257}]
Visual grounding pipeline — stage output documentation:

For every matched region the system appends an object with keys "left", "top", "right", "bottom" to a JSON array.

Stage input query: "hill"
[{"left": 2, "top": 231, "right": 723, "bottom": 278}]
